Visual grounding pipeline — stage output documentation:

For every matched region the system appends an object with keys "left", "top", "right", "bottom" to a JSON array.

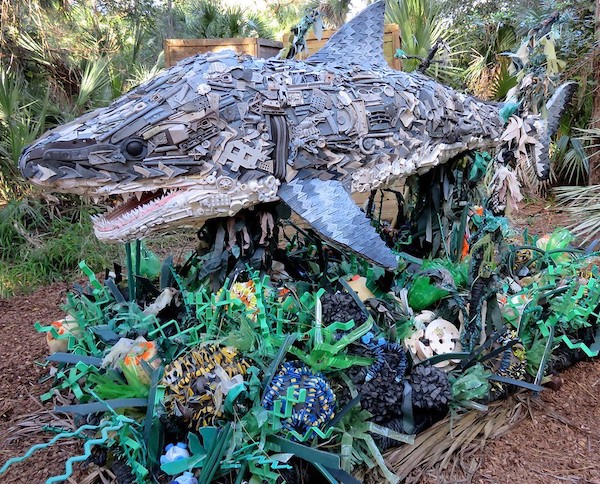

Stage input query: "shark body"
[{"left": 19, "top": 2, "right": 570, "bottom": 268}]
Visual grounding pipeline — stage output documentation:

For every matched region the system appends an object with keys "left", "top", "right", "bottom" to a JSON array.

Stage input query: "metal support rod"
[
  {"left": 125, "top": 242, "right": 134, "bottom": 302},
  {"left": 135, "top": 239, "right": 141, "bottom": 301}
]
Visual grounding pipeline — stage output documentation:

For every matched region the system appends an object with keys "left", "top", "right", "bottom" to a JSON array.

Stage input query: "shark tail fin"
[
  {"left": 535, "top": 81, "right": 578, "bottom": 180},
  {"left": 306, "top": 1, "right": 386, "bottom": 68}
]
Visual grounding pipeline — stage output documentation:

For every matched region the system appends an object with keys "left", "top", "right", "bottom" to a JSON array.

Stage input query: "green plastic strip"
[
  {"left": 401, "top": 380, "right": 415, "bottom": 435},
  {"left": 46, "top": 353, "right": 102, "bottom": 366},
  {"left": 268, "top": 436, "right": 340, "bottom": 469},
  {"left": 144, "top": 367, "right": 165, "bottom": 469},
  {"left": 135, "top": 239, "right": 141, "bottom": 300},
  {"left": 261, "top": 334, "right": 296, "bottom": 401},
  {"left": 126, "top": 242, "right": 134, "bottom": 302},
  {"left": 367, "top": 422, "right": 414, "bottom": 445},
  {"left": 198, "top": 424, "right": 233, "bottom": 483}
]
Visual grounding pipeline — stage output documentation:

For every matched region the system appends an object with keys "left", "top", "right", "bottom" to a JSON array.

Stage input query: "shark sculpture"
[{"left": 19, "top": 2, "right": 574, "bottom": 269}]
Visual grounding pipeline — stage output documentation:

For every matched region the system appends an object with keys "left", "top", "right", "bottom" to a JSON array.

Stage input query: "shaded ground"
[
  {"left": 0, "top": 201, "right": 596, "bottom": 483},
  {"left": 510, "top": 198, "right": 577, "bottom": 240}
]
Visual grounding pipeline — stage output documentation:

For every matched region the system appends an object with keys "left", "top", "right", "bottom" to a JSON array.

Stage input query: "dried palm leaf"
[
  {"left": 363, "top": 393, "right": 536, "bottom": 483},
  {"left": 2, "top": 407, "right": 76, "bottom": 444}
]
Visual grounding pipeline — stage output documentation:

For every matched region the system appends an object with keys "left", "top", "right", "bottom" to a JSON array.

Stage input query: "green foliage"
[
  {"left": 553, "top": 132, "right": 588, "bottom": 185},
  {"left": 555, "top": 185, "right": 600, "bottom": 242},
  {"left": 183, "top": 0, "right": 275, "bottom": 39},
  {"left": 0, "top": 197, "right": 117, "bottom": 297},
  {"left": 0, "top": 68, "right": 52, "bottom": 198},
  {"left": 386, "top": 0, "right": 463, "bottom": 83},
  {"left": 304, "top": 0, "right": 351, "bottom": 28}
]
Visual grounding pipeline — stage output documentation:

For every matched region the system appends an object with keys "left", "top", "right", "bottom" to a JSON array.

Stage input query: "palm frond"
[
  {"left": 553, "top": 134, "right": 588, "bottom": 185},
  {"left": 127, "top": 52, "right": 165, "bottom": 88},
  {"left": 385, "top": 0, "right": 463, "bottom": 84},
  {"left": 246, "top": 12, "right": 276, "bottom": 39},
  {"left": 554, "top": 185, "right": 600, "bottom": 242},
  {"left": 491, "top": 62, "right": 518, "bottom": 100},
  {"left": 75, "top": 58, "right": 112, "bottom": 111}
]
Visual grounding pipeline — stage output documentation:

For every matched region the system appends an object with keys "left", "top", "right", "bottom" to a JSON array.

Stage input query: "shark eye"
[{"left": 121, "top": 137, "right": 147, "bottom": 161}]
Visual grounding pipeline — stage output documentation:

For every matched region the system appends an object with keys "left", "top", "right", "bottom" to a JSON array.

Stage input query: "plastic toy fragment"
[
  {"left": 170, "top": 471, "right": 199, "bottom": 484},
  {"left": 262, "top": 362, "right": 336, "bottom": 440},
  {"left": 162, "top": 345, "right": 251, "bottom": 429},
  {"left": 161, "top": 443, "right": 190, "bottom": 464},
  {"left": 39, "top": 316, "right": 81, "bottom": 354},
  {"left": 346, "top": 275, "right": 376, "bottom": 301}
]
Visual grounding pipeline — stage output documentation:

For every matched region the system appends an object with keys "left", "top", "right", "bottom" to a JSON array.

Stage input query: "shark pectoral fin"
[{"left": 278, "top": 178, "right": 397, "bottom": 269}]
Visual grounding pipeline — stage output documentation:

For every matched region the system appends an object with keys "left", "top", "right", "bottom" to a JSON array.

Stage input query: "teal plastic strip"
[
  {"left": 55, "top": 397, "right": 148, "bottom": 414},
  {"left": 0, "top": 424, "right": 107, "bottom": 475},
  {"left": 488, "top": 374, "right": 544, "bottom": 392},
  {"left": 134, "top": 240, "right": 141, "bottom": 300},
  {"left": 46, "top": 419, "right": 126, "bottom": 483}
]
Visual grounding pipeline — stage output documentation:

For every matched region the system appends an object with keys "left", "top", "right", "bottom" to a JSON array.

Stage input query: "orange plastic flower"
[{"left": 461, "top": 234, "right": 470, "bottom": 259}]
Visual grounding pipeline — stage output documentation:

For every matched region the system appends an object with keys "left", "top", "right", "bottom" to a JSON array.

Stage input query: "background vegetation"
[{"left": 0, "top": 0, "right": 598, "bottom": 296}]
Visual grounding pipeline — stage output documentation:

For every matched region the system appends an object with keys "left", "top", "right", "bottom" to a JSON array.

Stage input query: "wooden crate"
[
  {"left": 292, "top": 24, "right": 402, "bottom": 70},
  {"left": 164, "top": 38, "right": 283, "bottom": 67}
]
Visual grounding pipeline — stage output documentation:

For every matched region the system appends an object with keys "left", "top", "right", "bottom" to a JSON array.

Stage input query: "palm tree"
[
  {"left": 385, "top": 0, "right": 462, "bottom": 83},
  {"left": 184, "top": 0, "right": 275, "bottom": 39}
]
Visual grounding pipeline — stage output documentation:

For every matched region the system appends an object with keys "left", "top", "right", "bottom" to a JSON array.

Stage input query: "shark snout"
[{"left": 20, "top": 135, "right": 150, "bottom": 190}]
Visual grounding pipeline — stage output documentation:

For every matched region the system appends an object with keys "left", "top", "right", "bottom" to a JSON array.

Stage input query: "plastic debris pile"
[{"left": 3, "top": 194, "right": 600, "bottom": 484}]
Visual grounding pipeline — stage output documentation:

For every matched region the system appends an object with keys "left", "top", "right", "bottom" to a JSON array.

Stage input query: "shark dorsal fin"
[{"left": 307, "top": 1, "right": 386, "bottom": 68}]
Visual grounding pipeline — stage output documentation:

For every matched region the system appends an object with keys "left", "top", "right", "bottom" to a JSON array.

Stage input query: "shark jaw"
[{"left": 87, "top": 175, "right": 281, "bottom": 242}]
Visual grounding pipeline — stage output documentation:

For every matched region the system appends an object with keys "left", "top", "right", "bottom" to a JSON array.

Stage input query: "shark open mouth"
[{"left": 91, "top": 188, "right": 185, "bottom": 239}]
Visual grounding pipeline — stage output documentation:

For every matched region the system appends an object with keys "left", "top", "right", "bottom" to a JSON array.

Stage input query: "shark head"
[
  {"left": 19, "top": 64, "right": 282, "bottom": 242},
  {"left": 19, "top": 1, "right": 575, "bottom": 269}
]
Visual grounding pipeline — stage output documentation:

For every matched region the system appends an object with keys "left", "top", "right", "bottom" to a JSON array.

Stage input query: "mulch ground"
[
  {"left": 473, "top": 360, "right": 600, "bottom": 483},
  {"left": 0, "top": 201, "right": 598, "bottom": 483},
  {"left": 0, "top": 282, "right": 85, "bottom": 483}
]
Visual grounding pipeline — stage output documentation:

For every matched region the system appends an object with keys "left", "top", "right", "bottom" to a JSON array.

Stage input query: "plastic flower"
[{"left": 230, "top": 281, "right": 257, "bottom": 311}]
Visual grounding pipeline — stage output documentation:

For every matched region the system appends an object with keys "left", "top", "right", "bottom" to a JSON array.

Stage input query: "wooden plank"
[
  {"left": 292, "top": 24, "right": 402, "bottom": 70},
  {"left": 389, "top": 24, "right": 402, "bottom": 70},
  {"left": 164, "top": 38, "right": 284, "bottom": 66}
]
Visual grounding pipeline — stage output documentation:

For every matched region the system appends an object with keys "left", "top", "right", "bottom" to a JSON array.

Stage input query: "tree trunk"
[
  {"left": 167, "top": 0, "right": 174, "bottom": 38},
  {"left": 589, "top": 0, "right": 600, "bottom": 184}
]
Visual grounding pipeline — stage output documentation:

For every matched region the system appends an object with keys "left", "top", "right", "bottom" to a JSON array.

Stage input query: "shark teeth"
[{"left": 92, "top": 188, "right": 185, "bottom": 232}]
